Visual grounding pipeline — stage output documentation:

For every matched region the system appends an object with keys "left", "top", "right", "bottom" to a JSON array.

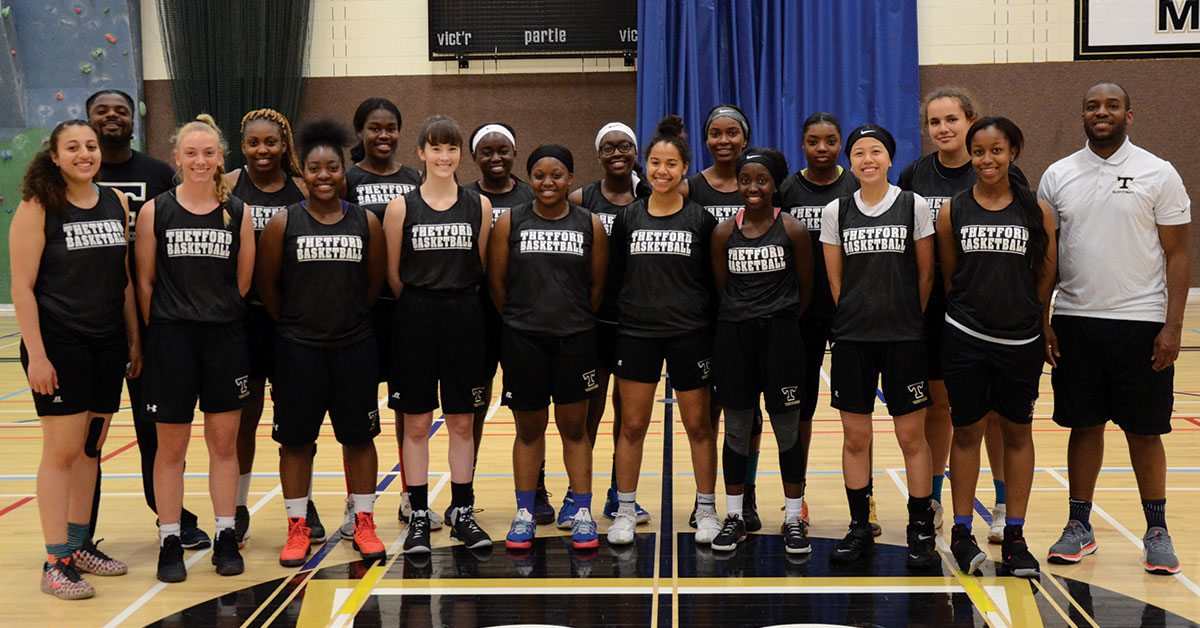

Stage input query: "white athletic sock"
[
  {"left": 159, "top": 522, "right": 181, "bottom": 546},
  {"left": 617, "top": 490, "right": 637, "bottom": 513},
  {"left": 284, "top": 497, "right": 308, "bottom": 519},
  {"left": 215, "top": 516, "right": 235, "bottom": 535},
  {"left": 350, "top": 493, "right": 377, "bottom": 515},
  {"left": 307, "top": 476, "right": 314, "bottom": 502},
  {"left": 785, "top": 497, "right": 804, "bottom": 520},
  {"left": 697, "top": 492, "right": 716, "bottom": 508},
  {"left": 726, "top": 493, "right": 744, "bottom": 519},
  {"left": 237, "top": 472, "right": 252, "bottom": 507}
]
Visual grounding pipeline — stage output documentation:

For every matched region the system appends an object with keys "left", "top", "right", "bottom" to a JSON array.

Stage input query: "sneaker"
[
  {"left": 279, "top": 517, "right": 311, "bottom": 567},
  {"left": 212, "top": 529, "right": 245, "bottom": 576},
  {"left": 931, "top": 498, "right": 944, "bottom": 530},
  {"left": 448, "top": 506, "right": 493, "bottom": 550},
  {"left": 906, "top": 523, "right": 939, "bottom": 570},
  {"left": 988, "top": 504, "right": 1006, "bottom": 544},
  {"left": 603, "top": 487, "right": 651, "bottom": 524},
  {"left": 781, "top": 516, "right": 812, "bottom": 555},
  {"left": 156, "top": 535, "right": 187, "bottom": 582},
  {"left": 556, "top": 493, "right": 578, "bottom": 529},
  {"left": 742, "top": 486, "right": 762, "bottom": 532},
  {"left": 1047, "top": 520, "right": 1098, "bottom": 564},
  {"left": 572, "top": 508, "right": 599, "bottom": 549},
  {"left": 403, "top": 511, "right": 432, "bottom": 554},
  {"left": 341, "top": 496, "right": 355, "bottom": 537},
  {"left": 950, "top": 524, "right": 986, "bottom": 575},
  {"left": 607, "top": 509, "right": 637, "bottom": 545},
  {"left": 1002, "top": 526, "right": 1040, "bottom": 578},
  {"left": 694, "top": 506, "right": 721, "bottom": 545},
  {"left": 235, "top": 505, "right": 250, "bottom": 547},
  {"left": 1143, "top": 527, "right": 1182, "bottom": 575},
  {"left": 532, "top": 486, "right": 556, "bottom": 525},
  {"left": 710, "top": 516, "right": 747, "bottom": 552},
  {"left": 506, "top": 508, "right": 537, "bottom": 549},
  {"left": 398, "top": 491, "right": 413, "bottom": 520},
  {"left": 428, "top": 507, "right": 444, "bottom": 531},
  {"left": 179, "top": 524, "right": 211, "bottom": 550},
  {"left": 802, "top": 499, "right": 810, "bottom": 527},
  {"left": 41, "top": 557, "right": 95, "bottom": 600},
  {"left": 868, "top": 496, "right": 882, "bottom": 536},
  {"left": 688, "top": 497, "right": 698, "bottom": 529},
  {"left": 72, "top": 539, "right": 127, "bottom": 576},
  {"left": 353, "top": 512, "right": 387, "bottom": 561},
  {"left": 830, "top": 524, "right": 875, "bottom": 563},
  {"left": 306, "top": 500, "right": 326, "bottom": 543}
]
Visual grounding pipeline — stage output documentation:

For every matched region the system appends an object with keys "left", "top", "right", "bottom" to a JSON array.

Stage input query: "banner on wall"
[
  {"left": 428, "top": 0, "right": 637, "bottom": 60},
  {"left": 1077, "top": 0, "right": 1200, "bottom": 59}
]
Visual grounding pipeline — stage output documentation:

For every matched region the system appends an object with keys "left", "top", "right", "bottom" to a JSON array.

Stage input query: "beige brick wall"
[{"left": 917, "top": 0, "right": 1076, "bottom": 64}]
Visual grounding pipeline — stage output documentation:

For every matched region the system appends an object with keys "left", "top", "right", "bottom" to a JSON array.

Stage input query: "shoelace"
[
  {"left": 53, "top": 558, "right": 83, "bottom": 582},
  {"left": 82, "top": 539, "right": 115, "bottom": 562},
  {"left": 455, "top": 509, "right": 486, "bottom": 535},
  {"left": 783, "top": 518, "right": 805, "bottom": 536},
  {"left": 511, "top": 518, "right": 535, "bottom": 535},
  {"left": 286, "top": 521, "right": 310, "bottom": 549},
  {"left": 720, "top": 518, "right": 742, "bottom": 535},
  {"left": 1145, "top": 531, "right": 1172, "bottom": 553}
]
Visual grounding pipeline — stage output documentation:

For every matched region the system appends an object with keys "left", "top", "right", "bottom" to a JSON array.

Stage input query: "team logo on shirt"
[
  {"left": 236, "top": 376, "right": 250, "bottom": 399},
  {"left": 355, "top": 182, "right": 415, "bottom": 206},
  {"left": 629, "top": 229, "right": 693, "bottom": 256},
  {"left": 907, "top": 382, "right": 927, "bottom": 403},
  {"left": 295, "top": 235, "right": 364, "bottom": 262},
  {"left": 926, "top": 196, "right": 949, "bottom": 226},
  {"left": 491, "top": 207, "right": 510, "bottom": 226},
  {"left": 164, "top": 228, "right": 233, "bottom": 259},
  {"left": 248, "top": 205, "right": 286, "bottom": 232},
  {"left": 959, "top": 225, "right": 1029, "bottom": 255},
  {"left": 788, "top": 206, "right": 823, "bottom": 232},
  {"left": 519, "top": 229, "right": 585, "bottom": 255},
  {"left": 1114, "top": 175, "right": 1136, "bottom": 194},
  {"left": 410, "top": 223, "right": 474, "bottom": 250},
  {"left": 780, "top": 386, "right": 799, "bottom": 405},
  {"left": 63, "top": 219, "right": 125, "bottom": 250},
  {"left": 705, "top": 205, "right": 742, "bottom": 222},
  {"left": 471, "top": 387, "right": 486, "bottom": 406},
  {"left": 727, "top": 245, "right": 786, "bottom": 274},
  {"left": 581, "top": 369, "right": 599, "bottom": 391},
  {"left": 697, "top": 358, "right": 711, "bottom": 378},
  {"left": 596, "top": 212, "right": 615, "bottom": 236},
  {"left": 841, "top": 226, "right": 908, "bottom": 255}
]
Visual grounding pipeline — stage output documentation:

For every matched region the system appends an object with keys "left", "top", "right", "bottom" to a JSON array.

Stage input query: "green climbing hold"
[
  {"left": 2, "top": 7, "right": 10, "bottom": 18},
  {"left": 104, "top": 7, "right": 110, "bottom": 13},
  {"left": 122, "top": 50, "right": 128, "bottom": 56},
  {"left": 139, "top": 101, "right": 147, "bottom": 117},
  {"left": 92, "top": 48, "right": 103, "bottom": 59},
  {"left": 81, "top": 63, "right": 92, "bottom": 74}
]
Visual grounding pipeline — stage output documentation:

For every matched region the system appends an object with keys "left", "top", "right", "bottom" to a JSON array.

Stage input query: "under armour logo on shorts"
[
  {"left": 471, "top": 387, "right": 485, "bottom": 406},
  {"left": 582, "top": 369, "right": 598, "bottom": 391},
  {"left": 697, "top": 358, "right": 711, "bottom": 378},
  {"left": 236, "top": 376, "right": 250, "bottom": 398},
  {"left": 146, "top": 404, "right": 158, "bottom": 413},
  {"left": 780, "top": 385, "right": 799, "bottom": 405},
  {"left": 907, "top": 382, "right": 927, "bottom": 403}
]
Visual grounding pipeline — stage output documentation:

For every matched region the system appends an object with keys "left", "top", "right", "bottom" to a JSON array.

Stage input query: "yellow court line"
[
  {"left": 324, "top": 555, "right": 395, "bottom": 628},
  {"left": 258, "top": 568, "right": 321, "bottom": 628},
  {"left": 1031, "top": 578, "right": 1080, "bottom": 628},
  {"left": 677, "top": 575, "right": 963, "bottom": 587},
  {"left": 1046, "top": 573, "right": 1102, "bottom": 628},
  {"left": 239, "top": 570, "right": 311, "bottom": 628}
]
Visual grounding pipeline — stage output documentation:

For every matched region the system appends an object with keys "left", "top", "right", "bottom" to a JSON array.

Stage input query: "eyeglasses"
[{"left": 599, "top": 141, "right": 635, "bottom": 156}]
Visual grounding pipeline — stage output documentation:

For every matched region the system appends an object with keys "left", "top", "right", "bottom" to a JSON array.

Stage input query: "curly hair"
[{"left": 22, "top": 120, "right": 97, "bottom": 217}]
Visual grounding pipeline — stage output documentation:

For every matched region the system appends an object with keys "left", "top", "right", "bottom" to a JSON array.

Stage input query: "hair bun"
[
  {"left": 655, "top": 114, "right": 686, "bottom": 139},
  {"left": 194, "top": 113, "right": 219, "bottom": 129}
]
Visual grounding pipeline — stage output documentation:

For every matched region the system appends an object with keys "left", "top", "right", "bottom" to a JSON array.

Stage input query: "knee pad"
[
  {"left": 722, "top": 440, "right": 749, "bottom": 485},
  {"left": 751, "top": 407, "right": 764, "bottom": 436},
  {"left": 723, "top": 408, "right": 756, "bottom": 455},
  {"left": 84, "top": 416, "right": 105, "bottom": 458},
  {"left": 767, "top": 408, "right": 801, "bottom": 453}
]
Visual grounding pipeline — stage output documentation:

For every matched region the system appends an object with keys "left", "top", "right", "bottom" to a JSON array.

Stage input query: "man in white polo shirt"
[{"left": 1038, "top": 82, "right": 1191, "bottom": 575}]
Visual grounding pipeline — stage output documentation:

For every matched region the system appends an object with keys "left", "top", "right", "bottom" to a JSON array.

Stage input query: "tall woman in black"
[
  {"left": 385, "top": 116, "right": 494, "bottom": 554},
  {"left": 135, "top": 114, "right": 256, "bottom": 582},
  {"left": 256, "top": 120, "right": 389, "bottom": 567},
  {"left": 12, "top": 120, "right": 138, "bottom": 599},
  {"left": 709, "top": 148, "right": 813, "bottom": 554},
  {"left": 938, "top": 118, "right": 1054, "bottom": 578},
  {"left": 488, "top": 145, "right": 608, "bottom": 550}
]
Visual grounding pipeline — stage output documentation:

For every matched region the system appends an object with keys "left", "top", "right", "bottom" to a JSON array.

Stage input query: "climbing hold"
[
  {"left": 5, "top": 207, "right": 12, "bottom": 215},
  {"left": 9, "top": 50, "right": 14, "bottom": 56},
  {"left": 92, "top": 48, "right": 103, "bottom": 58},
  {"left": 1, "top": 7, "right": 10, "bottom": 18},
  {"left": 104, "top": 7, "right": 110, "bottom": 14},
  {"left": 55, "top": 93, "right": 63, "bottom": 100},
  {"left": 75, "top": 7, "right": 82, "bottom": 14},
  {"left": 105, "top": 33, "right": 117, "bottom": 44},
  {"left": 139, "top": 101, "right": 147, "bottom": 117},
  {"left": 122, "top": 50, "right": 128, "bottom": 56},
  {"left": 81, "top": 63, "right": 92, "bottom": 74},
  {"left": 1, "top": 150, "right": 12, "bottom": 160},
  {"left": 42, "top": 136, "right": 50, "bottom": 144}
]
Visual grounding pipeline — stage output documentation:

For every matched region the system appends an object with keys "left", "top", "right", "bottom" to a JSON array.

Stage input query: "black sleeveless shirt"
[
  {"left": 578, "top": 180, "right": 640, "bottom": 324},
  {"left": 503, "top": 203, "right": 595, "bottom": 335},
  {"left": 277, "top": 202, "right": 373, "bottom": 348},
  {"left": 686, "top": 172, "right": 743, "bottom": 223},
  {"left": 946, "top": 190, "right": 1042, "bottom": 341},
  {"left": 830, "top": 192, "right": 923, "bottom": 342},
  {"left": 399, "top": 187, "right": 484, "bottom": 294},
  {"left": 466, "top": 178, "right": 535, "bottom": 226},
  {"left": 779, "top": 168, "right": 860, "bottom": 325},
  {"left": 346, "top": 163, "right": 421, "bottom": 220},
  {"left": 232, "top": 167, "right": 306, "bottom": 304},
  {"left": 149, "top": 191, "right": 245, "bottom": 324},
  {"left": 35, "top": 186, "right": 128, "bottom": 336},
  {"left": 719, "top": 210, "right": 802, "bottom": 322}
]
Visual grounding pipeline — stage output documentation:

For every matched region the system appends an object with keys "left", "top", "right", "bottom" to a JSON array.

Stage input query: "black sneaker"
[
  {"left": 306, "top": 500, "right": 327, "bottom": 543},
  {"left": 1002, "top": 525, "right": 1041, "bottom": 578},
  {"left": 781, "top": 515, "right": 812, "bottom": 554},
  {"left": 688, "top": 496, "right": 698, "bottom": 529},
  {"left": 710, "top": 516, "right": 747, "bottom": 552},
  {"left": 830, "top": 524, "right": 875, "bottom": 563},
  {"left": 742, "top": 485, "right": 762, "bottom": 532},
  {"left": 156, "top": 535, "right": 187, "bottom": 583},
  {"left": 950, "top": 524, "right": 986, "bottom": 574},
  {"left": 212, "top": 529, "right": 245, "bottom": 576},
  {"left": 532, "top": 486, "right": 556, "bottom": 525},
  {"left": 906, "top": 523, "right": 939, "bottom": 570},
  {"left": 178, "top": 524, "right": 211, "bottom": 550},
  {"left": 404, "top": 510, "right": 432, "bottom": 554},
  {"left": 234, "top": 505, "right": 250, "bottom": 548},
  {"left": 448, "top": 506, "right": 493, "bottom": 549}
]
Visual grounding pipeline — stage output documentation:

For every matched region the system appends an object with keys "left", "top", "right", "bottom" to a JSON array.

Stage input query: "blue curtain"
[{"left": 637, "top": 0, "right": 921, "bottom": 178}]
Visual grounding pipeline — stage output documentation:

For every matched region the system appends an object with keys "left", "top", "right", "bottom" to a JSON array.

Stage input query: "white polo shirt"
[{"left": 1037, "top": 138, "right": 1191, "bottom": 323}]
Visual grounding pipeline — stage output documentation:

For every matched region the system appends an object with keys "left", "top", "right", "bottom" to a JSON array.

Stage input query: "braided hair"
[{"left": 240, "top": 108, "right": 301, "bottom": 176}]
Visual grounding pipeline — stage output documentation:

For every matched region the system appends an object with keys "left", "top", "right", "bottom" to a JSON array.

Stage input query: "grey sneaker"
[
  {"left": 1143, "top": 527, "right": 1181, "bottom": 574},
  {"left": 1047, "top": 520, "right": 1098, "bottom": 564}
]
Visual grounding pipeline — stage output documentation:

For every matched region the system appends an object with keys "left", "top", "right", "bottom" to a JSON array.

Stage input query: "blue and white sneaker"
[
  {"left": 572, "top": 508, "right": 599, "bottom": 549},
  {"left": 505, "top": 508, "right": 536, "bottom": 550},
  {"left": 556, "top": 492, "right": 578, "bottom": 529},
  {"left": 602, "top": 486, "right": 651, "bottom": 524}
]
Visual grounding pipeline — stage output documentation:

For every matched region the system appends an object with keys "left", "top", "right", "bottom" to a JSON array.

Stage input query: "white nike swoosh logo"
[
  {"left": 918, "top": 534, "right": 934, "bottom": 541},
  {"left": 835, "top": 548, "right": 852, "bottom": 553}
]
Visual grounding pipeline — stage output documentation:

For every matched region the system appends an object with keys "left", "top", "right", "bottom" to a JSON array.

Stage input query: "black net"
[{"left": 155, "top": 0, "right": 312, "bottom": 170}]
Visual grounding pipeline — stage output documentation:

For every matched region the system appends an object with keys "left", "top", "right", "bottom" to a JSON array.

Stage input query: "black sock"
[
  {"left": 867, "top": 477, "right": 874, "bottom": 497},
  {"left": 1069, "top": 498, "right": 1092, "bottom": 530},
  {"left": 610, "top": 453, "right": 617, "bottom": 488},
  {"left": 537, "top": 460, "right": 547, "bottom": 489},
  {"left": 409, "top": 484, "right": 429, "bottom": 512},
  {"left": 1143, "top": 498, "right": 1167, "bottom": 531},
  {"left": 451, "top": 481, "right": 473, "bottom": 510},
  {"left": 908, "top": 494, "right": 933, "bottom": 527},
  {"left": 846, "top": 485, "right": 871, "bottom": 526}
]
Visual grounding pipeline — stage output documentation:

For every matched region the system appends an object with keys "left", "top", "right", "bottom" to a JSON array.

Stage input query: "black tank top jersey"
[
  {"left": 503, "top": 203, "right": 595, "bottom": 335},
  {"left": 35, "top": 186, "right": 128, "bottom": 336},
  {"left": 613, "top": 198, "right": 717, "bottom": 338},
  {"left": 578, "top": 180, "right": 640, "bottom": 323},
  {"left": 399, "top": 187, "right": 484, "bottom": 294},
  {"left": 946, "top": 190, "right": 1042, "bottom": 340},
  {"left": 779, "top": 169, "right": 860, "bottom": 324},
  {"left": 345, "top": 163, "right": 421, "bottom": 219},
  {"left": 830, "top": 192, "right": 924, "bottom": 342},
  {"left": 719, "top": 210, "right": 802, "bottom": 322},
  {"left": 149, "top": 191, "right": 245, "bottom": 324},
  {"left": 232, "top": 167, "right": 306, "bottom": 237},
  {"left": 466, "top": 178, "right": 535, "bottom": 226},
  {"left": 686, "top": 172, "right": 743, "bottom": 223},
  {"left": 276, "top": 202, "right": 373, "bottom": 348}
]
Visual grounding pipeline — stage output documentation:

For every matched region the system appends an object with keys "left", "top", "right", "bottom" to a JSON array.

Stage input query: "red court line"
[
  {"left": 100, "top": 440, "right": 138, "bottom": 463},
  {"left": 0, "top": 496, "right": 34, "bottom": 517}
]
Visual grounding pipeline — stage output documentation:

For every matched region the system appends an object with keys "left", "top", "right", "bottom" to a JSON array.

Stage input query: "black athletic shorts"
[
  {"left": 481, "top": 289, "right": 503, "bottom": 380},
  {"left": 923, "top": 299, "right": 946, "bottom": 381},
  {"left": 614, "top": 328, "right": 712, "bottom": 392},
  {"left": 942, "top": 323, "right": 1042, "bottom": 427},
  {"left": 829, "top": 340, "right": 930, "bottom": 417},
  {"left": 1051, "top": 315, "right": 1173, "bottom": 435},
  {"left": 712, "top": 316, "right": 805, "bottom": 414},
  {"left": 799, "top": 316, "right": 832, "bottom": 422},
  {"left": 244, "top": 303, "right": 274, "bottom": 380},
  {"left": 142, "top": 321, "right": 251, "bottom": 422},
  {"left": 20, "top": 313, "right": 126, "bottom": 417},
  {"left": 373, "top": 298, "right": 397, "bottom": 388},
  {"left": 272, "top": 335, "right": 381, "bottom": 447},
  {"left": 391, "top": 289, "right": 487, "bottom": 415},
  {"left": 596, "top": 320, "right": 619, "bottom": 371},
  {"left": 501, "top": 326, "right": 600, "bottom": 411}
]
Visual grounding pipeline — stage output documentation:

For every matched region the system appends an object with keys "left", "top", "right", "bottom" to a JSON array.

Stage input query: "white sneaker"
[
  {"left": 607, "top": 509, "right": 637, "bottom": 545},
  {"left": 340, "top": 496, "right": 355, "bottom": 537},
  {"left": 398, "top": 492, "right": 413, "bottom": 520},
  {"left": 428, "top": 507, "right": 443, "bottom": 531},
  {"left": 932, "top": 498, "right": 944, "bottom": 529},
  {"left": 694, "top": 506, "right": 721, "bottom": 545},
  {"left": 988, "top": 504, "right": 1006, "bottom": 544}
]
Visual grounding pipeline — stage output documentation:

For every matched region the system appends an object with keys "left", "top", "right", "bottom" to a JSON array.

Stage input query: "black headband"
[
  {"left": 844, "top": 124, "right": 896, "bottom": 160},
  {"left": 736, "top": 151, "right": 787, "bottom": 189},
  {"left": 526, "top": 145, "right": 574, "bottom": 174}
]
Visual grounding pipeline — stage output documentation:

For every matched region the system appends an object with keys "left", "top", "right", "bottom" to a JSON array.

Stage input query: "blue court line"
[
  {"left": 1187, "top": 329, "right": 1200, "bottom": 334},
  {"left": 1174, "top": 390, "right": 1200, "bottom": 398},
  {"left": 0, "top": 331, "right": 20, "bottom": 339},
  {"left": 0, "top": 387, "right": 30, "bottom": 400}
]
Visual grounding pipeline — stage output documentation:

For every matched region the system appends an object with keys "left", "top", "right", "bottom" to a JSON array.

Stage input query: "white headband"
[
  {"left": 595, "top": 122, "right": 637, "bottom": 151},
  {"left": 471, "top": 124, "right": 516, "bottom": 153}
]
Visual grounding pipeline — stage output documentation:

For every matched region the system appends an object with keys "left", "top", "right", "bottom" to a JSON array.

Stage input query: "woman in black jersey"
[
  {"left": 135, "top": 114, "right": 255, "bottom": 582},
  {"left": 709, "top": 147, "right": 813, "bottom": 554},
  {"left": 223, "top": 108, "right": 319, "bottom": 546},
  {"left": 938, "top": 117, "right": 1055, "bottom": 578},
  {"left": 12, "top": 120, "right": 138, "bottom": 599},
  {"left": 607, "top": 115, "right": 720, "bottom": 546},
  {"left": 821, "top": 124, "right": 938, "bottom": 570},
  {"left": 488, "top": 145, "right": 608, "bottom": 551},
  {"left": 256, "top": 119, "right": 389, "bottom": 567},
  {"left": 385, "top": 116, "right": 494, "bottom": 554}
]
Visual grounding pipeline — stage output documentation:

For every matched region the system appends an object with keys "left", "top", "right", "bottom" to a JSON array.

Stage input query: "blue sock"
[
  {"left": 953, "top": 515, "right": 973, "bottom": 530},
  {"left": 1005, "top": 517, "right": 1025, "bottom": 527},
  {"left": 993, "top": 480, "right": 1006, "bottom": 504},
  {"left": 515, "top": 490, "right": 535, "bottom": 513},
  {"left": 1069, "top": 498, "right": 1092, "bottom": 530},
  {"left": 1143, "top": 498, "right": 1167, "bottom": 531},
  {"left": 744, "top": 451, "right": 760, "bottom": 486},
  {"left": 931, "top": 474, "right": 945, "bottom": 503},
  {"left": 66, "top": 522, "right": 90, "bottom": 552},
  {"left": 46, "top": 542, "right": 72, "bottom": 560},
  {"left": 574, "top": 492, "right": 593, "bottom": 512}
]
